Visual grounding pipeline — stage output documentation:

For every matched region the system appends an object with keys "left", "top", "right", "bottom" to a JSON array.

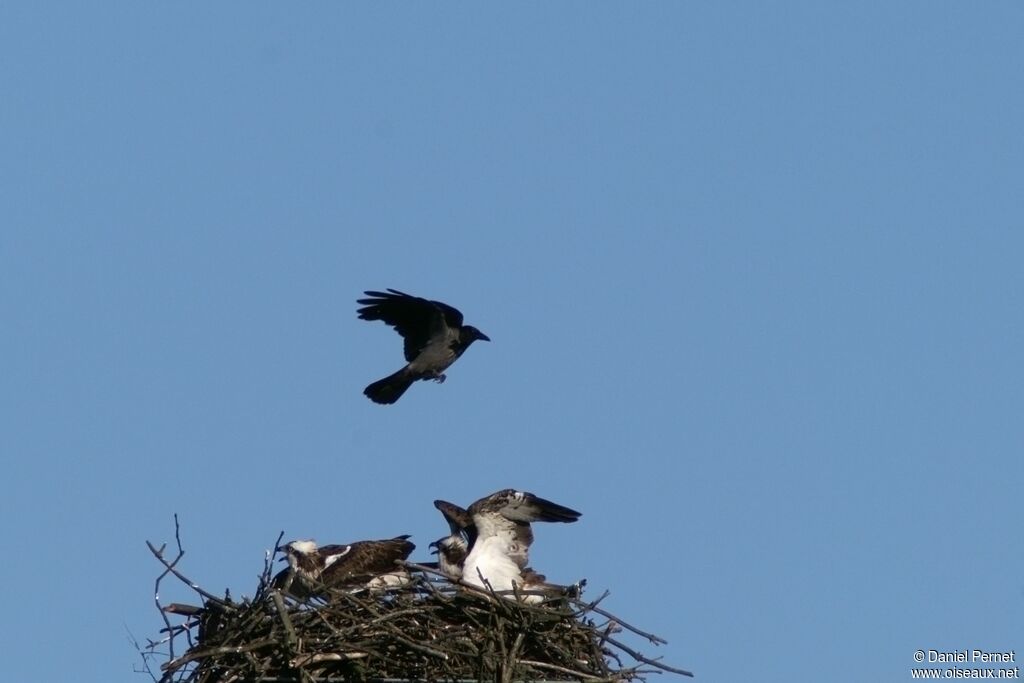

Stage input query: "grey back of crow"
[{"left": 357, "top": 289, "right": 490, "bottom": 404}]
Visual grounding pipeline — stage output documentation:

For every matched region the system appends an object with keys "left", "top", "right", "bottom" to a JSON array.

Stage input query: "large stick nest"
[{"left": 139, "top": 521, "right": 692, "bottom": 682}]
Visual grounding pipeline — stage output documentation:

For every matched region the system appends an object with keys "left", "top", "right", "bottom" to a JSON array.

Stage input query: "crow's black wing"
[
  {"left": 428, "top": 298, "right": 466, "bottom": 331},
  {"left": 357, "top": 289, "right": 463, "bottom": 362}
]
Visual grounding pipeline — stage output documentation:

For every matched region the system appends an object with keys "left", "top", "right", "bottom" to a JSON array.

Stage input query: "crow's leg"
[{"left": 423, "top": 369, "right": 447, "bottom": 383}]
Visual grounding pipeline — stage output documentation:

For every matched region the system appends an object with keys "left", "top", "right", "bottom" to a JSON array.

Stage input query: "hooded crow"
[{"left": 356, "top": 289, "right": 490, "bottom": 404}]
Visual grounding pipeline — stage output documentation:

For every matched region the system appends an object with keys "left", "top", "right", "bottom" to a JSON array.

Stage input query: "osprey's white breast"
[{"left": 463, "top": 536, "right": 523, "bottom": 592}]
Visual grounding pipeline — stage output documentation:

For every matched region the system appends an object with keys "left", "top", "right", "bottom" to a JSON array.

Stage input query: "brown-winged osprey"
[
  {"left": 273, "top": 536, "right": 415, "bottom": 597},
  {"left": 437, "top": 489, "right": 582, "bottom": 603}
]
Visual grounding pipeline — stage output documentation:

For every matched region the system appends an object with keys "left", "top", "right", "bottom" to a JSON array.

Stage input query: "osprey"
[
  {"left": 356, "top": 289, "right": 490, "bottom": 404},
  {"left": 429, "top": 499, "right": 475, "bottom": 580},
  {"left": 273, "top": 536, "right": 415, "bottom": 597},
  {"left": 441, "top": 489, "right": 583, "bottom": 603}
]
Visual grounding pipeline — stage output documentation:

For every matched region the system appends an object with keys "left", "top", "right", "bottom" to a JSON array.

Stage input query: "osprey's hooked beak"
[{"left": 428, "top": 541, "right": 440, "bottom": 555}]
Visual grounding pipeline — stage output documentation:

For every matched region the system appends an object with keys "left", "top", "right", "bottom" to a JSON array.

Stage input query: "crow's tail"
[{"left": 364, "top": 367, "right": 414, "bottom": 404}]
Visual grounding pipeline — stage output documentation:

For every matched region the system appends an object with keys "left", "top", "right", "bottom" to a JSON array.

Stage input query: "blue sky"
[{"left": 2, "top": 3, "right": 1021, "bottom": 682}]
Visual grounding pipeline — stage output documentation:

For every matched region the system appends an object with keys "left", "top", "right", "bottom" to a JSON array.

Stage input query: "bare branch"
[
  {"left": 520, "top": 658, "right": 625, "bottom": 681},
  {"left": 146, "top": 541, "right": 229, "bottom": 607},
  {"left": 603, "top": 634, "right": 694, "bottom": 677},
  {"left": 580, "top": 600, "right": 669, "bottom": 645}
]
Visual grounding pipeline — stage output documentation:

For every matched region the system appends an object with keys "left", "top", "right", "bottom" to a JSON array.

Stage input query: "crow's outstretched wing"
[{"left": 357, "top": 289, "right": 464, "bottom": 362}]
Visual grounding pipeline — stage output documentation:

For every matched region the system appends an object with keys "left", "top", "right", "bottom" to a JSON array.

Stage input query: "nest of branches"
[{"left": 140, "top": 523, "right": 692, "bottom": 683}]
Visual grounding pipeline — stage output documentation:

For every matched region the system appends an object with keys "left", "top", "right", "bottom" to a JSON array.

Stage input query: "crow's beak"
[{"left": 478, "top": 331, "right": 491, "bottom": 342}]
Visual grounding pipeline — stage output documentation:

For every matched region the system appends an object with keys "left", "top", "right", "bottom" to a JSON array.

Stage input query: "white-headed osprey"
[
  {"left": 435, "top": 489, "right": 582, "bottom": 603},
  {"left": 273, "top": 535, "right": 415, "bottom": 598}
]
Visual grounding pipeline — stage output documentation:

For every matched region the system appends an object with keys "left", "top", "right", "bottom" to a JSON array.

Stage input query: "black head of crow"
[{"left": 356, "top": 288, "right": 490, "bottom": 404}]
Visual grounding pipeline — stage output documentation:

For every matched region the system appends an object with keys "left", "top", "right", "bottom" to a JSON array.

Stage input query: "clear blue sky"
[{"left": 2, "top": 4, "right": 1021, "bottom": 682}]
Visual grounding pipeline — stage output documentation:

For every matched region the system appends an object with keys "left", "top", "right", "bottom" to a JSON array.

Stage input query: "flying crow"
[{"left": 356, "top": 289, "right": 490, "bottom": 404}]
